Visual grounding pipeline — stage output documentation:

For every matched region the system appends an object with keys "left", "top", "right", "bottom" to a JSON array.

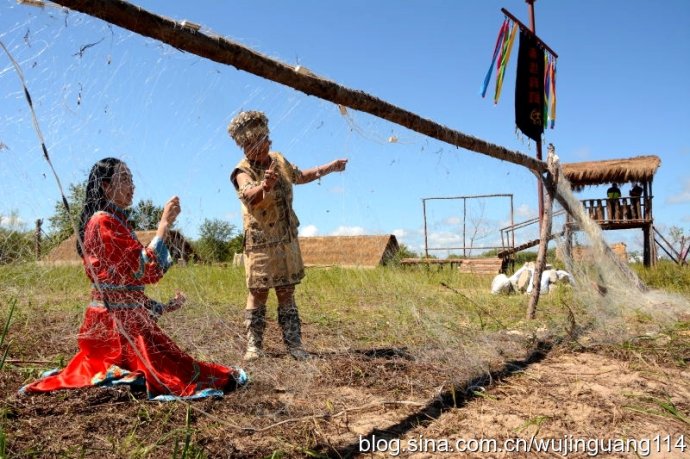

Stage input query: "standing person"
[
  {"left": 606, "top": 182, "right": 621, "bottom": 198},
  {"left": 629, "top": 182, "right": 643, "bottom": 220},
  {"left": 228, "top": 111, "right": 348, "bottom": 361},
  {"left": 21, "top": 157, "right": 246, "bottom": 400},
  {"left": 606, "top": 183, "right": 621, "bottom": 220}
]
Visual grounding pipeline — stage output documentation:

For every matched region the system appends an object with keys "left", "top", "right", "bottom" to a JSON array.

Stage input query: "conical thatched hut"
[
  {"left": 298, "top": 235, "right": 399, "bottom": 268},
  {"left": 561, "top": 155, "right": 661, "bottom": 266},
  {"left": 43, "top": 230, "right": 198, "bottom": 265}
]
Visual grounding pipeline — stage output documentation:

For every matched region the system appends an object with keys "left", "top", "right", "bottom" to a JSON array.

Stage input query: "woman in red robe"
[{"left": 21, "top": 157, "right": 246, "bottom": 400}]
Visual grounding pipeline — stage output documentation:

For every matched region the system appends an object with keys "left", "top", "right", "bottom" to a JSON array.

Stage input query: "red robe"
[{"left": 21, "top": 206, "right": 245, "bottom": 399}]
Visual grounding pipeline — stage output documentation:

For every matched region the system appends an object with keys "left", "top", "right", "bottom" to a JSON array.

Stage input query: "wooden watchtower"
[{"left": 561, "top": 155, "right": 661, "bottom": 267}]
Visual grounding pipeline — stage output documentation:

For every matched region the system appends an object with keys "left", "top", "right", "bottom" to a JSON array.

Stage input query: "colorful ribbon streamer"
[
  {"left": 480, "top": 17, "right": 557, "bottom": 130},
  {"left": 480, "top": 19, "right": 509, "bottom": 98},
  {"left": 549, "top": 57, "right": 557, "bottom": 128},
  {"left": 494, "top": 21, "right": 518, "bottom": 104},
  {"left": 543, "top": 54, "right": 557, "bottom": 129}
]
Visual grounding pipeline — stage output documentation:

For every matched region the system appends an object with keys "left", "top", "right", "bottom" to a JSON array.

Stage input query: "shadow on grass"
[{"left": 262, "top": 347, "right": 415, "bottom": 361}]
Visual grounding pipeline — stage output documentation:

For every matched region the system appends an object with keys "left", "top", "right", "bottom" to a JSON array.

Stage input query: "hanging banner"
[{"left": 515, "top": 29, "right": 544, "bottom": 141}]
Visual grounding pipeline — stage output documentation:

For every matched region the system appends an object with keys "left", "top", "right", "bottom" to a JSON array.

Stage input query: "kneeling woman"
[{"left": 21, "top": 157, "right": 246, "bottom": 400}]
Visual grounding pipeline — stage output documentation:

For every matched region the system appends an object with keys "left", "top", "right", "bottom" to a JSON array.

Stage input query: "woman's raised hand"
[
  {"left": 161, "top": 196, "right": 181, "bottom": 227},
  {"left": 263, "top": 161, "right": 278, "bottom": 191}
]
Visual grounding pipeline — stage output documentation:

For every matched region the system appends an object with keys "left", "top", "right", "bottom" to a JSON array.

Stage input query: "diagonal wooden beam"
[{"left": 50, "top": 0, "right": 547, "bottom": 174}]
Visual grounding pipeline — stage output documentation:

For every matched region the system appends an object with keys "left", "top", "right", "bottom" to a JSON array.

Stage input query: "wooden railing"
[{"left": 580, "top": 196, "right": 650, "bottom": 224}]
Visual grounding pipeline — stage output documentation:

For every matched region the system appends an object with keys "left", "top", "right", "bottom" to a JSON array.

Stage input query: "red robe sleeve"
[{"left": 83, "top": 212, "right": 169, "bottom": 287}]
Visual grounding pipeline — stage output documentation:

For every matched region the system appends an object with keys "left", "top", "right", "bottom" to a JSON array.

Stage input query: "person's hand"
[
  {"left": 161, "top": 196, "right": 181, "bottom": 226},
  {"left": 166, "top": 291, "right": 186, "bottom": 313},
  {"left": 262, "top": 162, "right": 278, "bottom": 191},
  {"left": 329, "top": 158, "right": 348, "bottom": 173}
]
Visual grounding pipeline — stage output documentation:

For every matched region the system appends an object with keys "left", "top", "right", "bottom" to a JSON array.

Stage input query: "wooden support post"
[
  {"left": 34, "top": 218, "right": 42, "bottom": 260},
  {"left": 527, "top": 144, "right": 558, "bottom": 320},
  {"left": 563, "top": 220, "right": 573, "bottom": 273},
  {"left": 643, "top": 224, "right": 652, "bottom": 267}
]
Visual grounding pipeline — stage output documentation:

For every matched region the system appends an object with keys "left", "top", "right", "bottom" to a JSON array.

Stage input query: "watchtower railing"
[{"left": 580, "top": 195, "right": 651, "bottom": 224}]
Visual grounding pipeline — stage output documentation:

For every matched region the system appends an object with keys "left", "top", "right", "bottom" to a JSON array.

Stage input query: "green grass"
[
  {"left": 633, "top": 260, "right": 690, "bottom": 294},
  {"left": 0, "top": 262, "right": 588, "bottom": 356},
  {"left": 0, "top": 261, "right": 688, "bottom": 457},
  {"left": 0, "top": 261, "right": 685, "bottom": 358},
  {"left": 2, "top": 261, "right": 687, "bottom": 334},
  {"left": 0, "top": 298, "right": 14, "bottom": 371}
]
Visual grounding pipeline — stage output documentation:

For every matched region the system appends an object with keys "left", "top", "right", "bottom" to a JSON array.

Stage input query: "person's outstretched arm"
[{"left": 296, "top": 158, "right": 348, "bottom": 184}]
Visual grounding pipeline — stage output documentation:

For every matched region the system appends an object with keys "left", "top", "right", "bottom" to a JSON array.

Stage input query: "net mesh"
[{"left": 1, "top": 2, "right": 688, "bottom": 448}]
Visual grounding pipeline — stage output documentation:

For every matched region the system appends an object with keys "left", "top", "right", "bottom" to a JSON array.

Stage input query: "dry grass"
[{"left": 0, "top": 262, "right": 688, "bottom": 458}]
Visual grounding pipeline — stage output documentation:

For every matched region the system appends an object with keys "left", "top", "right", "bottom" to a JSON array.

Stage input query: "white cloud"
[
  {"left": 442, "top": 216, "right": 461, "bottom": 226},
  {"left": 330, "top": 225, "right": 365, "bottom": 236},
  {"left": 0, "top": 215, "right": 26, "bottom": 229},
  {"left": 666, "top": 178, "right": 690, "bottom": 204},
  {"left": 571, "top": 146, "right": 592, "bottom": 161},
  {"left": 515, "top": 204, "right": 538, "bottom": 220},
  {"left": 392, "top": 228, "right": 408, "bottom": 239},
  {"left": 299, "top": 224, "right": 319, "bottom": 237},
  {"left": 428, "top": 231, "right": 463, "bottom": 247}
]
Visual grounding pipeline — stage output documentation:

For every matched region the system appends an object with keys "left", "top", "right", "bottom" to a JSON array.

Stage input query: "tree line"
[{"left": 1, "top": 181, "right": 243, "bottom": 264}]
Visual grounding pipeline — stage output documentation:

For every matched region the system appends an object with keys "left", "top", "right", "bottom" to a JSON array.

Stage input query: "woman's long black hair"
[{"left": 76, "top": 157, "right": 124, "bottom": 256}]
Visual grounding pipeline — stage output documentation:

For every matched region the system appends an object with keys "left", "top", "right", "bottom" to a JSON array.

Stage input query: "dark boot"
[
  {"left": 243, "top": 306, "right": 266, "bottom": 361},
  {"left": 278, "top": 304, "right": 309, "bottom": 360}
]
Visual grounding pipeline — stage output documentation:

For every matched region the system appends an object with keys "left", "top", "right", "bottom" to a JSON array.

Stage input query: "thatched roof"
[
  {"left": 299, "top": 235, "right": 399, "bottom": 268},
  {"left": 43, "top": 230, "right": 198, "bottom": 265},
  {"left": 561, "top": 155, "right": 660, "bottom": 189}
]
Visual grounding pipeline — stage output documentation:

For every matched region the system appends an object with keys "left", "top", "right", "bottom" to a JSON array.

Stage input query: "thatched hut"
[
  {"left": 43, "top": 230, "right": 199, "bottom": 265},
  {"left": 561, "top": 155, "right": 660, "bottom": 191},
  {"left": 298, "top": 235, "right": 399, "bottom": 268},
  {"left": 561, "top": 155, "right": 661, "bottom": 266}
]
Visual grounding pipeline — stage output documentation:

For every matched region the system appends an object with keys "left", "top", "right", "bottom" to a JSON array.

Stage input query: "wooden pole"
[
  {"left": 563, "top": 222, "right": 573, "bottom": 272},
  {"left": 648, "top": 179, "right": 656, "bottom": 265},
  {"left": 500, "top": 8, "right": 558, "bottom": 59},
  {"left": 463, "top": 197, "right": 467, "bottom": 257},
  {"left": 49, "top": 0, "right": 547, "bottom": 176},
  {"left": 422, "top": 199, "right": 429, "bottom": 258},
  {"left": 527, "top": 143, "right": 557, "bottom": 319},
  {"left": 34, "top": 218, "right": 42, "bottom": 260},
  {"left": 525, "top": 0, "right": 545, "bottom": 232}
]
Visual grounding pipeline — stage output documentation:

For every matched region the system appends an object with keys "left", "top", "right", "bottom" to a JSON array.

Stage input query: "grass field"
[{"left": 0, "top": 261, "right": 688, "bottom": 458}]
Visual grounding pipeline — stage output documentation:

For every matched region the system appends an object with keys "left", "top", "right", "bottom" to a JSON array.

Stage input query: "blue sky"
[{"left": 1, "top": 0, "right": 689, "bottom": 256}]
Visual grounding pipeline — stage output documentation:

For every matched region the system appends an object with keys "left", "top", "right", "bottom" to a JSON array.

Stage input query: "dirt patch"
[
  {"left": 388, "top": 350, "right": 690, "bottom": 458},
  {"left": 2, "top": 317, "right": 689, "bottom": 458}
]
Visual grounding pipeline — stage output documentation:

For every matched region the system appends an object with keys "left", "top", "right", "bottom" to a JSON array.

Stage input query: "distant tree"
[
  {"left": 130, "top": 199, "right": 164, "bottom": 231},
  {"left": 465, "top": 200, "right": 491, "bottom": 257},
  {"left": 47, "top": 182, "right": 85, "bottom": 244},
  {"left": 228, "top": 232, "right": 245, "bottom": 257},
  {"left": 0, "top": 211, "right": 33, "bottom": 264},
  {"left": 479, "top": 248, "right": 499, "bottom": 258},
  {"left": 196, "top": 218, "right": 240, "bottom": 262},
  {"left": 665, "top": 226, "right": 689, "bottom": 263},
  {"left": 390, "top": 243, "right": 418, "bottom": 265}
]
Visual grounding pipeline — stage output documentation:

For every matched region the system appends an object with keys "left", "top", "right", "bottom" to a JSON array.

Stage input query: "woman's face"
[
  {"left": 103, "top": 163, "right": 135, "bottom": 208},
  {"left": 243, "top": 137, "right": 271, "bottom": 164}
]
